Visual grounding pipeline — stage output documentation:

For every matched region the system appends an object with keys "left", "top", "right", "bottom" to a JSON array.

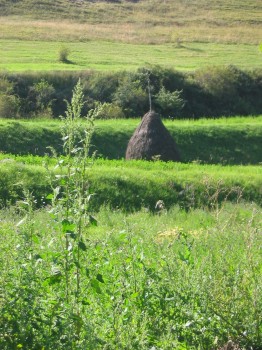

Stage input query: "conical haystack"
[{"left": 125, "top": 111, "right": 180, "bottom": 161}]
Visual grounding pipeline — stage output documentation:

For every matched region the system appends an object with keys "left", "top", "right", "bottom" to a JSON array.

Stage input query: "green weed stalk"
[{"left": 45, "top": 79, "right": 96, "bottom": 344}]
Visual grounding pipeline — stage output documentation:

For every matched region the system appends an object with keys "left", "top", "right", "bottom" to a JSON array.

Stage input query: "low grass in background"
[
  {"left": 0, "top": 0, "right": 261, "bottom": 73},
  {"left": 0, "top": 40, "right": 261, "bottom": 72}
]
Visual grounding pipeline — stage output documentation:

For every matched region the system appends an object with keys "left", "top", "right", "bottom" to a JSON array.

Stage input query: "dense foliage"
[{"left": 1, "top": 66, "right": 262, "bottom": 119}]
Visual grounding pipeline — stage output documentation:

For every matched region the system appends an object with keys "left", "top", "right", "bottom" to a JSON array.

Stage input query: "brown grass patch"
[{"left": 0, "top": 17, "right": 261, "bottom": 45}]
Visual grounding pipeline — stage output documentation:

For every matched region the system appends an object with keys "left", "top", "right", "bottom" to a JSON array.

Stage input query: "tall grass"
[{"left": 0, "top": 201, "right": 261, "bottom": 349}]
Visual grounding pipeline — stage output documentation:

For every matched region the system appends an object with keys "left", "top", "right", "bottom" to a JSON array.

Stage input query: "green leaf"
[
  {"left": 62, "top": 219, "right": 76, "bottom": 233},
  {"left": 60, "top": 178, "right": 66, "bottom": 185},
  {"left": 34, "top": 254, "right": 42, "bottom": 261},
  {"left": 44, "top": 272, "right": 62, "bottom": 286},
  {"left": 32, "top": 234, "right": 40, "bottom": 244},
  {"left": 91, "top": 279, "right": 102, "bottom": 294},
  {"left": 46, "top": 193, "right": 54, "bottom": 200},
  {"left": 67, "top": 232, "right": 76, "bottom": 240},
  {"left": 74, "top": 260, "right": 81, "bottom": 268},
  {"left": 78, "top": 241, "right": 87, "bottom": 251},
  {"left": 96, "top": 273, "right": 105, "bottom": 283},
  {"left": 89, "top": 215, "right": 97, "bottom": 226},
  {"left": 131, "top": 292, "right": 139, "bottom": 299}
]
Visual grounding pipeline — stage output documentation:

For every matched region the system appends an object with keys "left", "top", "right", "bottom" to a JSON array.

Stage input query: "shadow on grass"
[{"left": 59, "top": 59, "right": 75, "bottom": 65}]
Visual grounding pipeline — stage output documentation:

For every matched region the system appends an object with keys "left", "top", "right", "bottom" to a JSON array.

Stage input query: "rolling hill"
[{"left": 0, "top": 0, "right": 261, "bottom": 44}]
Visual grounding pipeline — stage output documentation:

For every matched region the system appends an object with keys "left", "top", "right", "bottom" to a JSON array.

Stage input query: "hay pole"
[{"left": 146, "top": 71, "right": 152, "bottom": 112}]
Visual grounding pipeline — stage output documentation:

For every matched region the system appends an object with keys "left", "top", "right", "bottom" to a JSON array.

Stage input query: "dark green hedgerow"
[{"left": 1, "top": 66, "right": 262, "bottom": 119}]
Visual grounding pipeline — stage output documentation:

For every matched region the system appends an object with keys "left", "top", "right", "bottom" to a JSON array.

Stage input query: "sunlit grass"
[
  {"left": 1, "top": 115, "right": 261, "bottom": 127},
  {"left": 0, "top": 0, "right": 261, "bottom": 72},
  {"left": 0, "top": 39, "right": 261, "bottom": 72}
]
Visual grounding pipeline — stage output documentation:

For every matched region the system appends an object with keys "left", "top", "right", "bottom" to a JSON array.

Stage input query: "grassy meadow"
[
  {"left": 1, "top": 40, "right": 261, "bottom": 72},
  {"left": 0, "top": 100, "right": 261, "bottom": 350},
  {"left": 0, "top": 0, "right": 261, "bottom": 71},
  {"left": 0, "top": 0, "right": 261, "bottom": 45},
  {"left": 0, "top": 116, "right": 261, "bottom": 164},
  {"left": 0, "top": 155, "right": 261, "bottom": 209},
  {"left": 0, "top": 1, "right": 262, "bottom": 349},
  {"left": 1, "top": 201, "right": 261, "bottom": 349}
]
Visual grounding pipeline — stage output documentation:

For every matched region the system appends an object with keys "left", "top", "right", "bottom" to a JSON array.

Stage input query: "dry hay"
[{"left": 125, "top": 111, "right": 180, "bottom": 161}]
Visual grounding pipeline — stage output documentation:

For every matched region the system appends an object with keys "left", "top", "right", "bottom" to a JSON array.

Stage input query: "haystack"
[{"left": 125, "top": 111, "right": 180, "bottom": 161}]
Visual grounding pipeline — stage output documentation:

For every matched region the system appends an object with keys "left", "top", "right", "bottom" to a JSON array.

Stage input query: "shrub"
[
  {"left": 1, "top": 66, "right": 262, "bottom": 119},
  {"left": 0, "top": 77, "right": 14, "bottom": 95},
  {"left": 88, "top": 72, "right": 120, "bottom": 102},
  {"left": 0, "top": 94, "right": 20, "bottom": 118},
  {"left": 91, "top": 102, "right": 124, "bottom": 119},
  {"left": 58, "top": 46, "right": 71, "bottom": 63},
  {"left": 0, "top": 77, "right": 21, "bottom": 118},
  {"left": 155, "top": 86, "right": 185, "bottom": 118},
  {"left": 114, "top": 73, "right": 148, "bottom": 117},
  {"left": 29, "top": 79, "right": 55, "bottom": 118}
]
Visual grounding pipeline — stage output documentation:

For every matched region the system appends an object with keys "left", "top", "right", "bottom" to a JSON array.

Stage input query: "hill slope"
[{"left": 0, "top": 0, "right": 261, "bottom": 44}]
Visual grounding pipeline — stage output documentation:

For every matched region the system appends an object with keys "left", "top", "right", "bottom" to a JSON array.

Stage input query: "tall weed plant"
[{"left": 44, "top": 79, "right": 96, "bottom": 346}]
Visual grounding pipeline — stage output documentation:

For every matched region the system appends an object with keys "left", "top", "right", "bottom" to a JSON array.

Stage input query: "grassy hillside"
[
  {"left": 0, "top": 0, "right": 261, "bottom": 72},
  {"left": 0, "top": 0, "right": 261, "bottom": 45},
  {"left": 0, "top": 157, "right": 261, "bottom": 210},
  {"left": 0, "top": 117, "right": 261, "bottom": 165}
]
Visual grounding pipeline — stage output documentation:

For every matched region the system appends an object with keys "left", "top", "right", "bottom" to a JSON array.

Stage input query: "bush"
[
  {"left": 91, "top": 102, "right": 124, "bottom": 119},
  {"left": 0, "top": 77, "right": 21, "bottom": 118},
  {"left": 114, "top": 73, "right": 149, "bottom": 117},
  {"left": 1, "top": 66, "right": 262, "bottom": 119},
  {"left": 190, "top": 65, "right": 261, "bottom": 116},
  {"left": 0, "top": 77, "right": 15, "bottom": 95},
  {"left": 29, "top": 79, "right": 55, "bottom": 118},
  {"left": 0, "top": 94, "right": 21, "bottom": 118},
  {"left": 155, "top": 86, "right": 185, "bottom": 118},
  {"left": 58, "top": 46, "right": 71, "bottom": 63},
  {"left": 88, "top": 72, "right": 120, "bottom": 102}
]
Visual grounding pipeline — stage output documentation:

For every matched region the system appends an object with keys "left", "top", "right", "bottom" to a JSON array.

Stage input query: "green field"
[
  {"left": 0, "top": 0, "right": 261, "bottom": 72},
  {"left": 1, "top": 116, "right": 261, "bottom": 164},
  {"left": 0, "top": 155, "right": 261, "bottom": 210},
  {"left": 0, "top": 39, "right": 261, "bottom": 72}
]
